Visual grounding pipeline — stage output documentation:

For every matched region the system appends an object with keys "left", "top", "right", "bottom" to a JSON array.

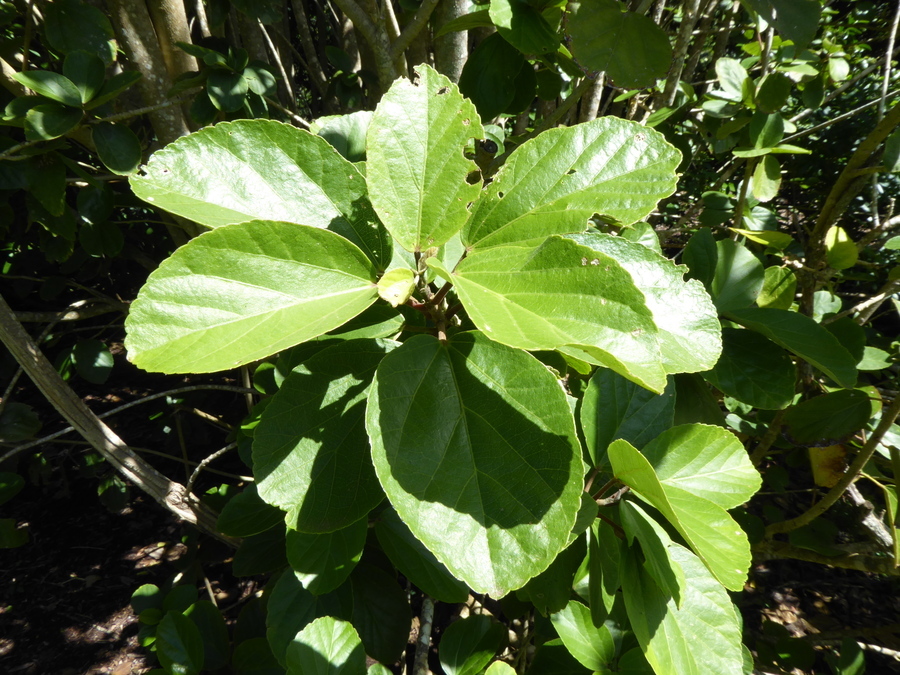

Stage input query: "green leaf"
[
  {"left": 0, "top": 519, "right": 28, "bottom": 548},
  {"left": 682, "top": 228, "right": 717, "bottom": 292},
  {"left": 286, "top": 617, "right": 366, "bottom": 675},
  {"left": 608, "top": 438, "right": 752, "bottom": 590},
  {"left": 92, "top": 121, "right": 142, "bottom": 175},
  {"left": 458, "top": 33, "right": 525, "bottom": 121},
  {"left": 366, "top": 64, "right": 483, "bottom": 252},
  {"left": 567, "top": 0, "right": 673, "bottom": 88},
  {"left": 825, "top": 225, "right": 858, "bottom": 270},
  {"left": 0, "top": 472, "right": 24, "bottom": 507},
  {"left": 72, "top": 338, "right": 113, "bottom": 384},
  {"left": 233, "top": 525, "right": 287, "bottom": 576},
  {"left": 783, "top": 390, "right": 873, "bottom": 445},
  {"left": 436, "top": 9, "right": 494, "bottom": 37},
  {"left": 367, "top": 332, "right": 584, "bottom": 596},
  {"left": 464, "top": 118, "right": 681, "bottom": 250},
  {"left": 620, "top": 499, "right": 686, "bottom": 607},
  {"left": 744, "top": 0, "right": 822, "bottom": 48},
  {"left": 157, "top": 611, "right": 205, "bottom": 675},
  {"left": 440, "top": 615, "right": 508, "bottom": 675},
  {"left": 0, "top": 402, "right": 41, "bottom": 443},
  {"left": 315, "top": 110, "right": 373, "bottom": 162},
  {"left": 436, "top": 237, "right": 667, "bottom": 392},
  {"left": 724, "top": 307, "right": 857, "bottom": 388},
  {"left": 377, "top": 267, "right": 416, "bottom": 307},
  {"left": 208, "top": 69, "right": 250, "bottom": 112},
  {"left": 254, "top": 339, "right": 393, "bottom": 532},
  {"left": 124, "top": 221, "right": 379, "bottom": 374},
  {"left": 85, "top": 71, "right": 142, "bottom": 109},
  {"left": 286, "top": 518, "right": 367, "bottom": 595},
  {"left": 730, "top": 227, "right": 793, "bottom": 250},
  {"left": 711, "top": 239, "right": 764, "bottom": 311},
  {"left": 621, "top": 544, "right": 745, "bottom": 675},
  {"left": 486, "top": 663, "right": 517, "bottom": 675},
  {"left": 715, "top": 58, "right": 751, "bottom": 101},
  {"left": 490, "top": 0, "right": 559, "bottom": 55},
  {"left": 12, "top": 70, "right": 81, "bottom": 108},
  {"left": 24, "top": 104, "right": 82, "bottom": 140},
  {"left": 640, "top": 424, "right": 762, "bottom": 509},
  {"left": 44, "top": 0, "right": 116, "bottom": 63},
  {"left": 580, "top": 368, "right": 675, "bottom": 469},
  {"left": 567, "top": 233, "right": 722, "bottom": 376},
  {"left": 756, "top": 72, "right": 793, "bottom": 113},
  {"left": 374, "top": 507, "right": 469, "bottom": 603},
  {"left": 266, "top": 571, "right": 345, "bottom": 665},
  {"left": 233, "top": 638, "right": 283, "bottom": 675},
  {"left": 187, "top": 600, "right": 230, "bottom": 671},
  {"left": 63, "top": 51, "right": 105, "bottom": 103},
  {"left": 704, "top": 327, "right": 795, "bottom": 409},
  {"left": 749, "top": 111, "right": 785, "bottom": 149},
  {"left": 130, "top": 119, "right": 390, "bottom": 268},
  {"left": 757, "top": 266, "right": 797, "bottom": 310},
  {"left": 216, "top": 484, "right": 285, "bottom": 537},
  {"left": 550, "top": 601, "right": 616, "bottom": 672},
  {"left": 752, "top": 155, "right": 782, "bottom": 202},
  {"left": 517, "top": 536, "right": 586, "bottom": 615}
]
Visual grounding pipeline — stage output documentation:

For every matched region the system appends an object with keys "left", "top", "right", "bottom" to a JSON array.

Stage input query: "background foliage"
[{"left": 1, "top": 0, "right": 900, "bottom": 674}]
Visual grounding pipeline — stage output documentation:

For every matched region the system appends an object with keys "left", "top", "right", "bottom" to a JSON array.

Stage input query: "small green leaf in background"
[
  {"left": 72, "top": 339, "right": 113, "bottom": 384},
  {"left": 550, "top": 600, "right": 616, "bottom": 672},
  {"left": 377, "top": 268, "right": 416, "bottom": 307},
  {"left": 156, "top": 611, "right": 205, "bottom": 675},
  {"left": 749, "top": 111, "right": 785, "bottom": 150},
  {"left": 85, "top": 71, "right": 143, "bottom": 110},
  {"left": 0, "top": 402, "right": 41, "bottom": 443},
  {"left": 715, "top": 58, "right": 751, "bottom": 101},
  {"left": 63, "top": 51, "right": 105, "bottom": 103},
  {"left": 374, "top": 507, "right": 469, "bottom": 603},
  {"left": 682, "top": 228, "right": 717, "bottom": 291},
  {"left": 440, "top": 615, "right": 508, "bottom": 675},
  {"left": 124, "top": 221, "right": 379, "bottom": 374},
  {"left": 233, "top": 637, "right": 283, "bottom": 675},
  {"left": 825, "top": 225, "right": 858, "bottom": 270},
  {"left": 756, "top": 72, "right": 792, "bottom": 113},
  {"left": 286, "top": 617, "right": 366, "bottom": 675},
  {"left": 216, "top": 484, "right": 284, "bottom": 537},
  {"left": 314, "top": 110, "right": 373, "bottom": 162},
  {"left": 711, "top": 239, "right": 764, "bottom": 311},
  {"left": 566, "top": 0, "right": 673, "bottom": 88},
  {"left": 517, "top": 537, "right": 586, "bottom": 615},
  {"left": 725, "top": 307, "right": 858, "bottom": 388},
  {"left": 187, "top": 600, "right": 230, "bottom": 671},
  {"left": 208, "top": 70, "right": 249, "bottom": 112},
  {"left": 0, "top": 472, "right": 25, "bottom": 506},
  {"left": 367, "top": 64, "right": 483, "bottom": 252},
  {"left": 233, "top": 525, "right": 287, "bottom": 576},
  {"left": 286, "top": 518, "right": 367, "bottom": 595},
  {"left": 783, "top": 390, "right": 873, "bottom": 445},
  {"left": 826, "top": 637, "right": 866, "bottom": 675},
  {"left": 44, "top": 0, "right": 117, "bottom": 63},
  {"left": 730, "top": 228, "right": 793, "bottom": 250},
  {"left": 458, "top": 33, "right": 525, "bottom": 120},
  {"left": 92, "top": 122, "right": 142, "bottom": 175},
  {"left": 24, "top": 104, "right": 82, "bottom": 141},
  {"left": 752, "top": 155, "right": 782, "bottom": 202},
  {"left": 13, "top": 70, "right": 83, "bottom": 107},
  {"left": 704, "top": 328, "right": 795, "bottom": 410},
  {"left": 828, "top": 57, "right": 850, "bottom": 82},
  {"left": 757, "top": 266, "right": 797, "bottom": 310},
  {"left": 490, "top": 0, "right": 559, "bottom": 55},
  {"left": 367, "top": 332, "right": 583, "bottom": 596},
  {"left": 580, "top": 368, "right": 675, "bottom": 468}
]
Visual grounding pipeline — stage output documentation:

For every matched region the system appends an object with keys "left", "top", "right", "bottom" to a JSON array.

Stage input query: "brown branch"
[
  {"left": 753, "top": 539, "right": 900, "bottom": 576},
  {"left": 0, "top": 291, "right": 236, "bottom": 547}
]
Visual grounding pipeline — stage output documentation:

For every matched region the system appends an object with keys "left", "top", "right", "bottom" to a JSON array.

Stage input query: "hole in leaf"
[
  {"left": 497, "top": 191, "right": 504, "bottom": 199},
  {"left": 437, "top": 86, "right": 449, "bottom": 95},
  {"left": 466, "top": 170, "right": 481, "bottom": 185},
  {"left": 566, "top": 169, "right": 576, "bottom": 175}
]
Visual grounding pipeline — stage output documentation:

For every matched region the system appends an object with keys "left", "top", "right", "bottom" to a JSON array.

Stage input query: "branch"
[
  {"left": 766, "top": 393, "right": 900, "bottom": 536},
  {"left": 753, "top": 539, "right": 900, "bottom": 576},
  {"left": 412, "top": 595, "right": 435, "bottom": 675},
  {"left": 391, "top": 0, "right": 442, "bottom": 64},
  {"left": 330, "top": 0, "right": 396, "bottom": 91},
  {"left": 0, "top": 291, "right": 237, "bottom": 547}
]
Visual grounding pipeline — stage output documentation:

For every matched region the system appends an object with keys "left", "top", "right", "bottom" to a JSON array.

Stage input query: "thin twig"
[
  {"left": 412, "top": 595, "right": 435, "bottom": 675},
  {"left": 391, "top": 0, "right": 441, "bottom": 63},
  {"left": 264, "top": 95, "right": 310, "bottom": 128},
  {"left": 186, "top": 442, "right": 237, "bottom": 495},
  {"left": 766, "top": 394, "right": 900, "bottom": 536},
  {"left": 258, "top": 19, "right": 296, "bottom": 112},
  {"left": 822, "top": 278, "right": 900, "bottom": 325}
]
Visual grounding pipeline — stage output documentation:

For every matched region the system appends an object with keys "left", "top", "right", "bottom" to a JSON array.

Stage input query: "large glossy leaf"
[
  {"left": 724, "top": 307, "right": 857, "bottom": 388},
  {"left": 254, "top": 339, "right": 394, "bottom": 532},
  {"left": 580, "top": 369, "right": 675, "bottom": 469},
  {"left": 566, "top": 0, "right": 673, "bottom": 88},
  {"left": 639, "top": 424, "right": 761, "bottom": 509},
  {"left": 374, "top": 507, "right": 469, "bottom": 603},
  {"left": 366, "top": 64, "right": 483, "bottom": 252},
  {"left": 124, "top": 221, "right": 379, "bottom": 374},
  {"left": 130, "top": 119, "right": 390, "bottom": 267},
  {"left": 621, "top": 544, "right": 745, "bottom": 675},
  {"left": 608, "top": 438, "right": 751, "bottom": 590},
  {"left": 550, "top": 601, "right": 616, "bottom": 672},
  {"left": 703, "top": 327, "right": 795, "bottom": 409},
  {"left": 431, "top": 237, "right": 668, "bottom": 392},
  {"left": 286, "top": 518, "right": 367, "bottom": 595},
  {"left": 286, "top": 617, "right": 366, "bottom": 675},
  {"left": 566, "top": 233, "right": 722, "bottom": 375},
  {"left": 463, "top": 118, "right": 680, "bottom": 250},
  {"left": 367, "top": 332, "right": 584, "bottom": 596}
]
